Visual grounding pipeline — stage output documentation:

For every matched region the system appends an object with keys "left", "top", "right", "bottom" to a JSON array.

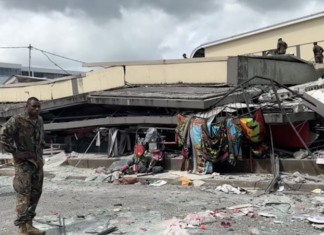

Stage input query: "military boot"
[
  {"left": 26, "top": 220, "right": 46, "bottom": 235},
  {"left": 17, "top": 223, "right": 28, "bottom": 235}
]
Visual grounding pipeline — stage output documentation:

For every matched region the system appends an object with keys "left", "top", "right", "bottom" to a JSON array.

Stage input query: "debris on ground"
[
  {"left": 250, "top": 227, "right": 260, "bottom": 235},
  {"left": 149, "top": 180, "right": 167, "bottom": 187},
  {"left": 113, "top": 177, "right": 138, "bottom": 185},
  {"left": 180, "top": 177, "right": 192, "bottom": 186},
  {"left": 215, "top": 184, "right": 248, "bottom": 194},
  {"left": 193, "top": 180, "right": 205, "bottom": 187},
  {"left": 313, "top": 189, "right": 323, "bottom": 194}
]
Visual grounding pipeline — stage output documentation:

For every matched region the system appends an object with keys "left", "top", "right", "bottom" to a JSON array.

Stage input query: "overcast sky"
[{"left": 0, "top": 0, "right": 323, "bottom": 72}]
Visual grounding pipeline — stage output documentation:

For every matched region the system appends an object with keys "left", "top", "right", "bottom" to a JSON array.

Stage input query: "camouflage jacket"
[
  {"left": 0, "top": 112, "right": 45, "bottom": 166},
  {"left": 313, "top": 45, "right": 324, "bottom": 56},
  {"left": 277, "top": 41, "right": 288, "bottom": 54}
]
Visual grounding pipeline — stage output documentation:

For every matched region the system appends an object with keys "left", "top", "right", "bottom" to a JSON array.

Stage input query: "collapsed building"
[{"left": 1, "top": 55, "right": 324, "bottom": 178}]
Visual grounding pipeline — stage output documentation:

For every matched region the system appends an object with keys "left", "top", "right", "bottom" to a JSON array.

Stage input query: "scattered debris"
[
  {"left": 259, "top": 212, "right": 277, "bottom": 218},
  {"left": 313, "top": 189, "right": 323, "bottom": 194},
  {"left": 97, "top": 227, "right": 118, "bottom": 235},
  {"left": 140, "top": 227, "right": 147, "bottom": 232},
  {"left": 95, "top": 166, "right": 109, "bottom": 174},
  {"left": 113, "top": 177, "right": 138, "bottom": 185},
  {"left": 185, "top": 211, "right": 216, "bottom": 226},
  {"left": 44, "top": 151, "right": 67, "bottom": 171},
  {"left": 193, "top": 180, "right": 205, "bottom": 187},
  {"left": 313, "top": 224, "right": 324, "bottom": 230},
  {"left": 274, "top": 220, "right": 284, "bottom": 224},
  {"left": 180, "top": 177, "right": 192, "bottom": 186},
  {"left": 308, "top": 216, "right": 324, "bottom": 224},
  {"left": 227, "top": 204, "right": 253, "bottom": 210},
  {"left": 215, "top": 184, "right": 248, "bottom": 194},
  {"left": 293, "top": 149, "right": 308, "bottom": 159},
  {"left": 250, "top": 227, "right": 260, "bottom": 235},
  {"left": 149, "top": 180, "right": 167, "bottom": 187},
  {"left": 85, "top": 175, "right": 98, "bottom": 182}
]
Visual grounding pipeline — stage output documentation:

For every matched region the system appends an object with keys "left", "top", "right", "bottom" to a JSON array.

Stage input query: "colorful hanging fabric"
[
  {"left": 226, "top": 118, "right": 243, "bottom": 165},
  {"left": 190, "top": 118, "right": 205, "bottom": 154},
  {"left": 239, "top": 109, "right": 266, "bottom": 143},
  {"left": 189, "top": 118, "right": 205, "bottom": 173},
  {"left": 175, "top": 114, "right": 192, "bottom": 147},
  {"left": 200, "top": 119, "right": 227, "bottom": 163}
]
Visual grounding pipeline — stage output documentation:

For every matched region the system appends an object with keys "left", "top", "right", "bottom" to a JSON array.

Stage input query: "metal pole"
[
  {"left": 240, "top": 84, "right": 251, "bottom": 115},
  {"left": 73, "top": 131, "right": 99, "bottom": 169},
  {"left": 28, "top": 44, "right": 32, "bottom": 76},
  {"left": 58, "top": 215, "right": 62, "bottom": 234},
  {"left": 270, "top": 80, "right": 313, "bottom": 157},
  {"left": 265, "top": 125, "right": 280, "bottom": 193},
  {"left": 63, "top": 217, "right": 66, "bottom": 235}
]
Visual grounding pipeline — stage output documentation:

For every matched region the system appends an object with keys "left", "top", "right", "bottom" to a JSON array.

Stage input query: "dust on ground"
[{"left": 1, "top": 175, "right": 324, "bottom": 235}]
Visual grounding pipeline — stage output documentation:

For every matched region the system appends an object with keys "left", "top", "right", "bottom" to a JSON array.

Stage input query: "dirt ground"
[{"left": 0, "top": 175, "right": 324, "bottom": 235}]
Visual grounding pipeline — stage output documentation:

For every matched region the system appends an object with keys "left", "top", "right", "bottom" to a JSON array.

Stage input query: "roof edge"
[{"left": 190, "top": 11, "right": 324, "bottom": 58}]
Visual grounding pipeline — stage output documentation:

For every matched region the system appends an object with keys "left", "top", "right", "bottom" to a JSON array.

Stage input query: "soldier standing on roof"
[
  {"left": 313, "top": 42, "right": 324, "bottom": 63},
  {"left": 0, "top": 97, "right": 46, "bottom": 235},
  {"left": 277, "top": 38, "right": 288, "bottom": 55}
]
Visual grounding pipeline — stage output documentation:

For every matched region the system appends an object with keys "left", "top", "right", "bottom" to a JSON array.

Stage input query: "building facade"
[
  {"left": 191, "top": 11, "right": 324, "bottom": 62},
  {"left": 0, "top": 62, "right": 83, "bottom": 84}
]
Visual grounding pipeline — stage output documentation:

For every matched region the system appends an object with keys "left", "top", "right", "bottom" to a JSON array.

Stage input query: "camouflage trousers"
[
  {"left": 13, "top": 161, "right": 43, "bottom": 226},
  {"left": 315, "top": 55, "right": 323, "bottom": 63}
]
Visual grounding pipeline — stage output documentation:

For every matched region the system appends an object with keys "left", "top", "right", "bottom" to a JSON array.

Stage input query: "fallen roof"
[
  {"left": 91, "top": 86, "right": 232, "bottom": 99},
  {"left": 88, "top": 86, "right": 261, "bottom": 110},
  {"left": 191, "top": 11, "right": 324, "bottom": 57},
  {"left": 243, "top": 55, "right": 311, "bottom": 65},
  {"left": 0, "top": 85, "right": 262, "bottom": 117},
  {"left": 2, "top": 75, "right": 49, "bottom": 85}
]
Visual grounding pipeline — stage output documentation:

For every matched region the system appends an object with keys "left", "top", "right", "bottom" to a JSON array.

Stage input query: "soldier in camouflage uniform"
[
  {"left": 0, "top": 97, "right": 46, "bottom": 235},
  {"left": 313, "top": 42, "right": 324, "bottom": 64},
  {"left": 277, "top": 38, "right": 288, "bottom": 55}
]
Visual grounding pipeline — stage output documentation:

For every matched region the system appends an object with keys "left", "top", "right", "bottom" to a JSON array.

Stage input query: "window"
[
  {"left": 34, "top": 72, "right": 45, "bottom": 78},
  {"left": 0, "top": 67, "right": 21, "bottom": 76}
]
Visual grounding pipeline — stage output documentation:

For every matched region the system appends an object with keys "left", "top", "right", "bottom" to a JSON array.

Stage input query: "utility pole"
[{"left": 28, "top": 44, "right": 32, "bottom": 76}]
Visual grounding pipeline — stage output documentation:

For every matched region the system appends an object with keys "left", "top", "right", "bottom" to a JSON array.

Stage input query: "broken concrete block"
[
  {"left": 95, "top": 174, "right": 112, "bottom": 183},
  {"left": 250, "top": 228, "right": 260, "bottom": 235},
  {"left": 193, "top": 180, "right": 205, "bottom": 187},
  {"left": 85, "top": 175, "right": 98, "bottom": 182}
]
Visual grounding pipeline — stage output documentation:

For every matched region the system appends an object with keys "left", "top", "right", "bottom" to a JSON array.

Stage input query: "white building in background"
[{"left": 0, "top": 62, "right": 83, "bottom": 84}]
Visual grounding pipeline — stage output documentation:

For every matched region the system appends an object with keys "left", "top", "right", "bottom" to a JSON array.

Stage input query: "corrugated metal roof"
[{"left": 191, "top": 11, "right": 324, "bottom": 57}]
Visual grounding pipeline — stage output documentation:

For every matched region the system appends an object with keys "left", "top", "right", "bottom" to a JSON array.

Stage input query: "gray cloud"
[
  {"left": 0, "top": 0, "right": 323, "bottom": 73},
  {"left": 0, "top": 0, "right": 220, "bottom": 21},
  {"left": 238, "top": 0, "right": 313, "bottom": 12}
]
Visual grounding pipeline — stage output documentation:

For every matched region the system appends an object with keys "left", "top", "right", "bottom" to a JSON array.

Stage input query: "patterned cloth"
[
  {"left": 239, "top": 109, "right": 266, "bottom": 143},
  {"left": 226, "top": 119, "right": 243, "bottom": 165},
  {"left": 175, "top": 115, "right": 192, "bottom": 147},
  {"left": 176, "top": 115, "right": 244, "bottom": 171}
]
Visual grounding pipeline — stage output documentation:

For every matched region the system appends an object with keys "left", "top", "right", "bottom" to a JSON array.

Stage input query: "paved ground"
[{"left": 1, "top": 176, "right": 324, "bottom": 235}]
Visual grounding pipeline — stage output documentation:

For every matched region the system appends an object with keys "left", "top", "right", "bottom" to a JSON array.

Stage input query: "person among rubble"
[
  {"left": 0, "top": 97, "right": 46, "bottom": 235},
  {"left": 313, "top": 42, "right": 324, "bottom": 64},
  {"left": 277, "top": 38, "right": 288, "bottom": 55}
]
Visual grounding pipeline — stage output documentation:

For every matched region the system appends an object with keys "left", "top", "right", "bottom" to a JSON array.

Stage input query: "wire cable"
[
  {"left": 40, "top": 51, "right": 71, "bottom": 75},
  {"left": 0, "top": 46, "right": 28, "bottom": 49},
  {"left": 33, "top": 47, "right": 85, "bottom": 64}
]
